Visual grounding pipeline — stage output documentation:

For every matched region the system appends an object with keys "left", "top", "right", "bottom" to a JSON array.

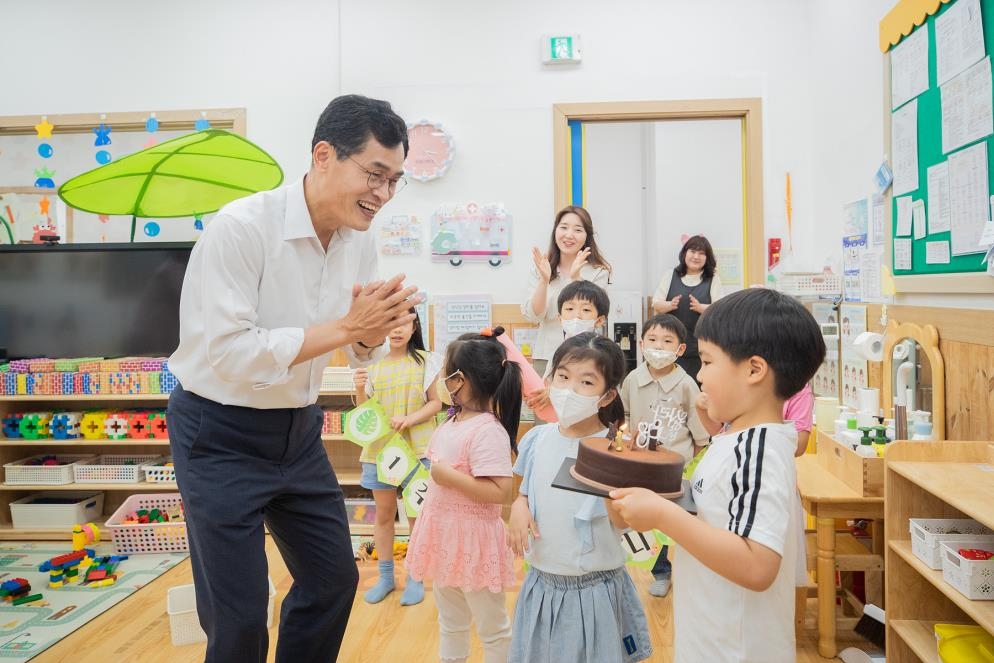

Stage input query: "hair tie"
[
  {"left": 501, "top": 359, "right": 507, "bottom": 367},
  {"left": 480, "top": 327, "right": 494, "bottom": 337}
]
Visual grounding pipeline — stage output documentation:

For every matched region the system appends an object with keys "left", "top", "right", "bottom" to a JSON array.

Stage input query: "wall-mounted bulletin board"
[
  {"left": 0, "top": 109, "right": 245, "bottom": 243},
  {"left": 881, "top": 0, "right": 994, "bottom": 293}
]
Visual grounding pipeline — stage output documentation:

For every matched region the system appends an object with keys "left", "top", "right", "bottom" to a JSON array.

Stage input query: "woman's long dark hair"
[
  {"left": 547, "top": 205, "right": 612, "bottom": 283},
  {"left": 676, "top": 235, "right": 717, "bottom": 280},
  {"left": 405, "top": 307, "right": 426, "bottom": 365},
  {"left": 548, "top": 332, "right": 626, "bottom": 428},
  {"left": 444, "top": 327, "right": 523, "bottom": 450}
]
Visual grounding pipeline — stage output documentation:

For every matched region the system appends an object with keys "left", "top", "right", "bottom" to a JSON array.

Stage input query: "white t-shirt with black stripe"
[{"left": 673, "top": 423, "right": 800, "bottom": 663}]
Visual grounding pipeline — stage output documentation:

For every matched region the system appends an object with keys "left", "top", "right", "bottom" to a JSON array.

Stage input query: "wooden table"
[{"left": 796, "top": 454, "right": 885, "bottom": 659}]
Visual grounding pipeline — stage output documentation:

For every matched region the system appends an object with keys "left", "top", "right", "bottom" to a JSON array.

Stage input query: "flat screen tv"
[{"left": 0, "top": 242, "right": 193, "bottom": 361}]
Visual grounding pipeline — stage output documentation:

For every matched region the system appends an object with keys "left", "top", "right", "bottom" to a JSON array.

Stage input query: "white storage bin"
[
  {"left": 74, "top": 455, "right": 164, "bottom": 484},
  {"left": 141, "top": 457, "right": 175, "bottom": 483},
  {"left": 939, "top": 538, "right": 994, "bottom": 600},
  {"left": 167, "top": 576, "right": 277, "bottom": 646},
  {"left": 4, "top": 454, "right": 97, "bottom": 485},
  {"left": 9, "top": 491, "right": 104, "bottom": 529},
  {"left": 910, "top": 518, "right": 994, "bottom": 569}
]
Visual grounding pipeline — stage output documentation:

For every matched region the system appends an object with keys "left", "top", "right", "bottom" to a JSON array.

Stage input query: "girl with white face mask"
[{"left": 507, "top": 333, "right": 653, "bottom": 663}]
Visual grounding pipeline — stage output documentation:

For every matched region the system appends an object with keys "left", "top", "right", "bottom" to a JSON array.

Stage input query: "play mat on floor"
[{"left": 0, "top": 542, "right": 187, "bottom": 660}]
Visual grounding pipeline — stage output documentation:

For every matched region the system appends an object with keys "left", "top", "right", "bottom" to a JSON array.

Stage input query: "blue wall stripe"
[{"left": 568, "top": 119, "right": 583, "bottom": 206}]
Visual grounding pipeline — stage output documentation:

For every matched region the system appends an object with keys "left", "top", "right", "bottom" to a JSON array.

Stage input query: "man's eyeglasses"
[{"left": 347, "top": 155, "right": 407, "bottom": 194}]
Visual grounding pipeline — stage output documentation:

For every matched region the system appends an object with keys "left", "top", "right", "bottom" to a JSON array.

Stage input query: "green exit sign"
[{"left": 543, "top": 34, "right": 582, "bottom": 64}]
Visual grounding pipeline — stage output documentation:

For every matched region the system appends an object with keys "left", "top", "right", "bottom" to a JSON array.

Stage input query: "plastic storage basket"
[
  {"left": 141, "top": 457, "right": 175, "bottom": 483},
  {"left": 321, "top": 367, "right": 354, "bottom": 392},
  {"left": 940, "top": 539, "right": 994, "bottom": 600},
  {"left": 777, "top": 272, "right": 842, "bottom": 297},
  {"left": 73, "top": 455, "right": 164, "bottom": 484},
  {"left": 167, "top": 576, "right": 276, "bottom": 645},
  {"left": 4, "top": 454, "right": 97, "bottom": 485},
  {"left": 910, "top": 518, "right": 994, "bottom": 569},
  {"left": 104, "top": 493, "right": 187, "bottom": 554}
]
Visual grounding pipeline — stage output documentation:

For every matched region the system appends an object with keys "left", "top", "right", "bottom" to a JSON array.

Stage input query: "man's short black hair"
[
  {"left": 642, "top": 314, "right": 687, "bottom": 344},
  {"left": 311, "top": 95, "right": 408, "bottom": 159},
  {"left": 696, "top": 288, "right": 825, "bottom": 399},
  {"left": 557, "top": 280, "right": 610, "bottom": 316}
]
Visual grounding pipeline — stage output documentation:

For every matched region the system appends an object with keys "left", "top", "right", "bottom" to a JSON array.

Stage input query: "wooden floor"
[{"left": 33, "top": 536, "right": 878, "bottom": 662}]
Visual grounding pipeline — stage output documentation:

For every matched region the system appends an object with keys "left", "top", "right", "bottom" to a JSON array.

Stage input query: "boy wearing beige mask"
[{"left": 619, "top": 313, "right": 710, "bottom": 597}]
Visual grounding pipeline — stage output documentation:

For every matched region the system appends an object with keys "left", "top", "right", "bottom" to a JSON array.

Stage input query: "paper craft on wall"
[
  {"left": 431, "top": 294, "right": 492, "bottom": 355},
  {"left": 839, "top": 304, "right": 868, "bottom": 410},
  {"left": 379, "top": 214, "right": 423, "bottom": 256},
  {"left": 713, "top": 248, "right": 743, "bottom": 285},
  {"left": 0, "top": 192, "right": 62, "bottom": 244},
  {"left": 843, "top": 234, "right": 868, "bottom": 301},
  {"left": 1, "top": 109, "right": 250, "bottom": 243},
  {"left": 430, "top": 202, "right": 512, "bottom": 267},
  {"left": 811, "top": 303, "right": 839, "bottom": 399}
]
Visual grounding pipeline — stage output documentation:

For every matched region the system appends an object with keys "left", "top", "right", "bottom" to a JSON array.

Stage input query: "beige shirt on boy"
[{"left": 619, "top": 363, "right": 709, "bottom": 462}]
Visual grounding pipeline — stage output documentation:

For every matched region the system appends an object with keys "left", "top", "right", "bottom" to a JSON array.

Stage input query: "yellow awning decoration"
[{"left": 880, "top": 0, "right": 954, "bottom": 52}]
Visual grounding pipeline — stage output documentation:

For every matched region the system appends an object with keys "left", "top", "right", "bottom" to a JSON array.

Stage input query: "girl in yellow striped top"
[{"left": 353, "top": 309, "right": 442, "bottom": 605}]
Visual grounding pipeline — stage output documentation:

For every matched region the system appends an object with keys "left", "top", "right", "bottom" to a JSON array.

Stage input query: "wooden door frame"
[{"left": 552, "top": 98, "right": 765, "bottom": 287}]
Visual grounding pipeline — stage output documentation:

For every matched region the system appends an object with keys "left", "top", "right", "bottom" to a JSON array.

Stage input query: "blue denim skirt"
[{"left": 509, "top": 566, "right": 653, "bottom": 663}]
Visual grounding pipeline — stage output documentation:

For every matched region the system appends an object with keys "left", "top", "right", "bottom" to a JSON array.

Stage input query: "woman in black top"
[{"left": 651, "top": 235, "right": 722, "bottom": 383}]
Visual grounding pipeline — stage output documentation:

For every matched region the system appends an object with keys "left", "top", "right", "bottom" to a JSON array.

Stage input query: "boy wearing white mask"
[
  {"left": 524, "top": 280, "right": 609, "bottom": 417},
  {"left": 619, "top": 314, "right": 710, "bottom": 597}
]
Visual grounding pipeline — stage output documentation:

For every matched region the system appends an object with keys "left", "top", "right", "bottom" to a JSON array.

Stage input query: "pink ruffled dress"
[{"left": 405, "top": 413, "right": 516, "bottom": 592}]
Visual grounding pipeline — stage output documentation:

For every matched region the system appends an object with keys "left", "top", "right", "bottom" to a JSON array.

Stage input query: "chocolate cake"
[{"left": 570, "top": 432, "right": 685, "bottom": 496}]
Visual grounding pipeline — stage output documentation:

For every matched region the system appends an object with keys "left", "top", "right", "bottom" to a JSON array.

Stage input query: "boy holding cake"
[
  {"left": 610, "top": 288, "right": 825, "bottom": 663},
  {"left": 618, "top": 313, "right": 710, "bottom": 597}
]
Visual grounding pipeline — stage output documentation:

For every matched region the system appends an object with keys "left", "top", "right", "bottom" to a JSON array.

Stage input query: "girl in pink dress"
[{"left": 405, "top": 327, "right": 523, "bottom": 663}]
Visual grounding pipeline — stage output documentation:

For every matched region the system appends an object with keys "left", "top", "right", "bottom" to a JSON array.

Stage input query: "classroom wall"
[{"left": 1, "top": 0, "right": 901, "bottom": 305}]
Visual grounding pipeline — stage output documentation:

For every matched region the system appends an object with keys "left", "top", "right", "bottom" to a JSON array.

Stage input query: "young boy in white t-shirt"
[
  {"left": 610, "top": 288, "right": 826, "bottom": 663},
  {"left": 524, "top": 280, "right": 609, "bottom": 414}
]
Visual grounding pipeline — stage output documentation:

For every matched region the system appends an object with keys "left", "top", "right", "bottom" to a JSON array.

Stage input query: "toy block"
[
  {"left": 80, "top": 412, "right": 108, "bottom": 440},
  {"left": 104, "top": 413, "right": 129, "bottom": 440},
  {"left": 2, "top": 413, "right": 23, "bottom": 438},
  {"left": 148, "top": 412, "right": 169, "bottom": 438},
  {"left": 86, "top": 569, "right": 107, "bottom": 581},
  {"left": 12, "top": 593, "right": 43, "bottom": 606}
]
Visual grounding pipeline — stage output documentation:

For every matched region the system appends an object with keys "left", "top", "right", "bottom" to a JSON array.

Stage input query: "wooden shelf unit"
[
  {"left": 0, "top": 390, "right": 358, "bottom": 540},
  {"left": 884, "top": 440, "right": 994, "bottom": 663}
]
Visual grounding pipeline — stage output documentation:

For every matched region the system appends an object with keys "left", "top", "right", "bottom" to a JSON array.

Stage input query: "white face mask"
[
  {"left": 549, "top": 386, "right": 603, "bottom": 428},
  {"left": 562, "top": 318, "right": 597, "bottom": 338},
  {"left": 643, "top": 348, "right": 678, "bottom": 370}
]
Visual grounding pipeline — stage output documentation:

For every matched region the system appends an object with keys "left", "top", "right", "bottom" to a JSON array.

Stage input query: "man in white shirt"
[{"left": 167, "top": 95, "right": 418, "bottom": 663}]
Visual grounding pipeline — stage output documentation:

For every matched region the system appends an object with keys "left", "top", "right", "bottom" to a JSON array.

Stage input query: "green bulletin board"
[{"left": 890, "top": 0, "right": 994, "bottom": 275}]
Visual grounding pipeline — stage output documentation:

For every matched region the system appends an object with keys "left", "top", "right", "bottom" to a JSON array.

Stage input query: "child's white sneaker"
[{"left": 648, "top": 576, "right": 671, "bottom": 597}]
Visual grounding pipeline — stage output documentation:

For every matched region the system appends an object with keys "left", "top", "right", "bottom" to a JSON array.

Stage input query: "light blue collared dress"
[{"left": 509, "top": 423, "right": 652, "bottom": 663}]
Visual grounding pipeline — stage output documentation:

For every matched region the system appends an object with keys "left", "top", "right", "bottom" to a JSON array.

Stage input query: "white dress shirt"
[{"left": 169, "top": 177, "right": 378, "bottom": 409}]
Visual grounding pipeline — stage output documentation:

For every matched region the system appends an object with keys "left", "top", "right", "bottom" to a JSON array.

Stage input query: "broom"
[{"left": 853, "top": 602, "right": 886, "bottom": 649}]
